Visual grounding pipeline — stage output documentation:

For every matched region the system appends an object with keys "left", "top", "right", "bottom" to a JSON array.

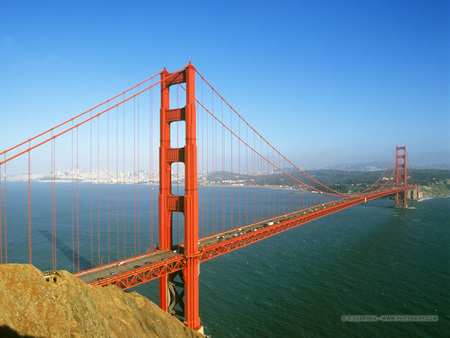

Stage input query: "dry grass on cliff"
[{"left": 0, "top": 264, "right": 204, "bottom": 338}]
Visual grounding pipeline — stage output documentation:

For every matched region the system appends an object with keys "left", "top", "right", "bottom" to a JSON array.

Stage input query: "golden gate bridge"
[{"left": 0, "top": 63, "right": 415, "bottom": 331}]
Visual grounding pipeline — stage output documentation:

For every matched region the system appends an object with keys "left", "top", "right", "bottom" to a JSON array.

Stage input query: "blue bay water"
[
  {"left": 135, "top": 197, "right": 450, "bottom": 337},
  {"left": 1, "top": 182, "right": 449, "bottom": 336}
]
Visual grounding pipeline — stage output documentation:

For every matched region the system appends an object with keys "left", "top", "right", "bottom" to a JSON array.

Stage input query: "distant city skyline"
[{"left": 1, "top": 1, "right": 448, "bottom": 169}]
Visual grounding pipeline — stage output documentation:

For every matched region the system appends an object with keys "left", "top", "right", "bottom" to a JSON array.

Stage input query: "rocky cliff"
[{"left": 0, "top": 264, "right": 204, "bottom": 338}]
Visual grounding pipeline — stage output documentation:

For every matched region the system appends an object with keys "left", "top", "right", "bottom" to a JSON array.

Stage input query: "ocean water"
[
  {"left": 1, "top": 182, "right": 449, "bottom": 336},
  {"left": 135, "top": 197, "right": 450, "bottom": 337}
]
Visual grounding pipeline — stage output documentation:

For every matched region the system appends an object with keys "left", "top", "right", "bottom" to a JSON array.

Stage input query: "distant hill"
[
  {"left": 323, "top": 162, "right": 389, "bottom": 171},
  {"left": 323, "top": 162, "right": 450, "bottom": 171},
  {"left": 411, "top": 163, "right": 450, "bottom": 170}
]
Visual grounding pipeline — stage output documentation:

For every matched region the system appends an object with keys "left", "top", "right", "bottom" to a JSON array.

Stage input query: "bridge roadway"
[{"left": 75, "top": 186, "right": 413, "bottom": 289}]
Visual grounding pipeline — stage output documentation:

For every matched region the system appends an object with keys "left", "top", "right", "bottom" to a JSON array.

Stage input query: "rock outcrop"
[{"left": 0, "top": 264, "right": 204, "bottom": 337}]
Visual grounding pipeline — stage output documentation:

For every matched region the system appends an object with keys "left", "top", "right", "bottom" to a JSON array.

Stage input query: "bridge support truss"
[
  {"left": 159, "top": 63, "right": 201, "bottom": 330},
  {"left": 395, "top": 146, "right": 408, "bottom": 208}
]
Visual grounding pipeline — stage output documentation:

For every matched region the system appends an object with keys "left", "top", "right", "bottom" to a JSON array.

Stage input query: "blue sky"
[{"left": 1, "top": 0, "right": 448, "bottom": 168}]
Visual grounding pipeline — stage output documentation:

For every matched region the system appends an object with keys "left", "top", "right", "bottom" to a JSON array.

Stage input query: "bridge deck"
[
  {"left": 75, "top": 187, "right": 413, "bottom": 289},
  {"left": 75, "top": 250, "right": 176, "bottom": 284}
]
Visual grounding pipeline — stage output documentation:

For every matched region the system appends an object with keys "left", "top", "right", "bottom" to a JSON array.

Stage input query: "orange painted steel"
[
  {"left": 0, "top": 59, "right": 418, "bottom": 333},
  {"left": 84, "top": 187, "right": 414, "bottom": 289},
  {"left": 89, "top": 255, "right": 186, "bottom": 289},
  {"left": 395, "top": 146, "right": 408, "bottom": 207},
  {"left": 159, "top": 63, "right": 200, "bottom": 330},
  {"left": 199, "top": 187, "right": 413, "bottom": 262}
]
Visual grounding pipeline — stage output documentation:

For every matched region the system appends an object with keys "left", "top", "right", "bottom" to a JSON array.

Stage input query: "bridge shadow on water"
[{"left": 38, "top": 230, "right": 91, "bottom": 271}]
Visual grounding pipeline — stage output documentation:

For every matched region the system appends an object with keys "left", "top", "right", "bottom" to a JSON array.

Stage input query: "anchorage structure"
[{"left": 158, "top": 62, "right": 201, "bottom": 330}]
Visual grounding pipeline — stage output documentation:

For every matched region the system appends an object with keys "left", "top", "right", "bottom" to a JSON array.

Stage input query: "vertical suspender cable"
[
  {"left": 51, "top": 139, "right": 53, "bottom": 270},
  {"left": 51, "top": 137, "right": 56, "bottom": 271},
  {"left": 258, "top": 135, "right": 261, "bottom": 221},
  {"left": 51, "top": 137, "right": 54, "bottom": 270},
  {"left": 28, "top": 143, "right": 31, "bottom": 264},
  {"left": 256, "top": 133, "right": 258, "bottom": 222},
  {"left": 245, "top": 123, "right": 248, "bottom": 226},
  {"left": 200, "top": 81, "right": 205, "bottom": 238},
  {"left": 266, "top": 143, "right": 269, "bottom": 218},
  {"left": 313, "top": 181, "right": 316, "bottom": 206},
  {"left": 283, "top": 158, "right": 285, "bottom": 214},
  {"left": 261, "top": 140, "right": 263, "bottom": 219},
  {"left": 278, "top": 151, "right": 280, "bottom": 215},
  {"left": 97, "top": 115, "right": 100, "bottom": 266},
  {"left": 90, "top": 115, "right": 93, "bottom": 268},
  {"left": 221, "top": 100, "right": 225, "bottom": 232},
  {"left": 266, "top": 144, "right": 269, "bottom": 217},
  {"left": 287, "top": 162, "right": 290, "bottom": 213},
  {"left": 273, "top": 148, "right": 275, "bottom": 217},
  {"left": 176, "top": 85, "right": 181, "bottom": 248},
  {"left": 149, "top": 83, "right": 153, "bottom": 251},
  {"left": 54, "top": 140, "right": 57, "bottom": 270},
  {"left": 206, "top": 94, "right": 209, "bottom": 237},
  {"left": 230, "top": 106, "right": 234, "bottom": 228},
  {"left": 123, "top": 95, "right": 126, "bottom": 259},
  {"left": 301, "top": 173, "right": 303, "bottom": 210},
  {"left": 201, "top": 101, "right": 204, "bottom": 238},
  {"left": 252, "top": 133, "right": 255, "bottom": 223},
  {"left": 237, "top": 114, "right": 240, "bottom": 228},
  {"left": 255, "top": 136, "right": 258, "bottom": 221},
  {"left": 116, "top": 106, "right": 120, "bottom": 261},
  {"left": 71, "top": 124, "right": 75, "bottom": 272},
  {"left": 149, "top": 80, "right": 153, "bottom": 250},
  {"left": 107, "top": 110, "right": 110, "bottom": 263},
  {"left": 259, "top": 140, "right": 262, "bottom": 221},
  {"left": 137, "top": 91, "right": 140, "bottom": 255},
  {"left": 76, "top": 128, "right": 80, "bottom": 272},
  {"left": 211, "top": 91, "right": 214, "bottom": 234},
  {"left": 3, "top": 156, "right": 6, "bottom": 263},
  {"left": 0, "top": 162, "right": 2, "bottom": 264},
  {"left": 133, "top": 97, "right": 136, "bottom": 256},
  {"left": 270, "top": 144, "right": 273, "bottom": 218},
  {"left": 212, "top": 91, "right": 215, "bottom": 234},
  {"left": 261, "top": 143, "right": 264, "bottom": 219},
  {"left": 215, "top": 95, "right": 218, "bottom": 232},
  {"left": 278, "top": 154, "right": 281, "bottom": 215}
]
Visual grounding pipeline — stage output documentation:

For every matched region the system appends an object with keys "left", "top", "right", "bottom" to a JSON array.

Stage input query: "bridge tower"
[
  {"left": 395, "top": 146, "right": 408, "bottom": 208},
  {"left": 159, "top": 62, "right": 201, "bottom": 330}
]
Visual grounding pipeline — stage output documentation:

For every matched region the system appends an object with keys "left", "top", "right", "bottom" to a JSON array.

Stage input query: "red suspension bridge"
[{"left": 0, "top": 63, "right": 415, "bottom": 331}]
